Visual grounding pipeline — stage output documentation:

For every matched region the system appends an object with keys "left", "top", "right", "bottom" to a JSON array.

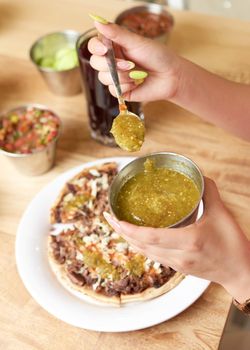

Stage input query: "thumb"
[{"left": 202, "top": 176, "right": 224, "bottom": 213}]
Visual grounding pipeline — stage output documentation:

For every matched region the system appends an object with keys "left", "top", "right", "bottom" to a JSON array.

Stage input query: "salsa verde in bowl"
[{"left": 109, "top": 152, "right": 204, "bottom": 228}]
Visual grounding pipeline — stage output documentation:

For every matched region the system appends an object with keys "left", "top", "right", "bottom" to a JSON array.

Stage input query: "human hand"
[
  {"left": 88, "top": 20, "right": 182, "bottom": 102},
  {"left": 104, "top": 177, "right": 250, "bottom": 302}
]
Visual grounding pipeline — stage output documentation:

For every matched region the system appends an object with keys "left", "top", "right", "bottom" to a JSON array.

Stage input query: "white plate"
[{"left": 15, "top": 157, "right": 210, "bottom": 332}]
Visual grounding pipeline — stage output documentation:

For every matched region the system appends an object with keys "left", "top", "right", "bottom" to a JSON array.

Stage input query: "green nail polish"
[
  {"left": 89, "top": 14, "right": 109, "bottom": 24},
  {"left": 129, "top": 70, "right": 148, "bottom": 80}
]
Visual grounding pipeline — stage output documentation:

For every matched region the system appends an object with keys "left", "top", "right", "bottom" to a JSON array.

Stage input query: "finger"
[
  {"left": 109, "top": 83, "right": 137, "bottom": 98},
  {"left": 87, "top": 36, "right": 107, "bottom": 55},
  {"left": 90, "top": 55, "right": 136, "bottom": 72},
  {"left": 127, "top": 242, "right": 176, "bottom": 269},
  {"left": 202, "top": 177, "right": 223, "bottom": 214},
  {"left": 98, "top": 71, "right": 134, "bottom": 86},
  {"left": 94, "top": 22, "right": 147, "bottom": 53},
  {"left": 103, "top": 212, "right": 194, "bottom": 250},
  {"left": 122, "top": 233, "right": 182, "bottom": 258}
]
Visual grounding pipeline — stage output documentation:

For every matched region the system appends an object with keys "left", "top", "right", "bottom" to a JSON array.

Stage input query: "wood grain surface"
[{"left": 1, "top": 0, "right": 250, "bottom": 349}]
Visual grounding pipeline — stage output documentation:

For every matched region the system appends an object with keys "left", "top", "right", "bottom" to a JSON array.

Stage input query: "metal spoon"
[{"left": 100, "top": 35, "right": 145, "bottom": 152}]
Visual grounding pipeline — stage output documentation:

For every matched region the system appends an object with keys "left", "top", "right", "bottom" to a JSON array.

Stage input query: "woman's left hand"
[{"left": 104, "top": 177, "right": 250, "bottom": 302}]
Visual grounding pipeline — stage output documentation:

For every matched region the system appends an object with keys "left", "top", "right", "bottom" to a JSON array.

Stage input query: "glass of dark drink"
[{"left": 76, "top": 28, "right": 143, "bottom": 146}]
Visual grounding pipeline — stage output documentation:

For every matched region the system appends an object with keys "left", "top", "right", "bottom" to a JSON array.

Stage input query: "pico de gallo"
[{"left": 0, "top": 106, "right": 60, "bottom": 154}]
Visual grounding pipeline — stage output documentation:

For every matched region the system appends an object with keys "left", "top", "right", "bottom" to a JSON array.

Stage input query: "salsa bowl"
[
  {"left": 109, "top": 152, "right": 204, "bottom": 228},
  {"left": 0, "top": 104, "right": 62, "bottom": 175}
]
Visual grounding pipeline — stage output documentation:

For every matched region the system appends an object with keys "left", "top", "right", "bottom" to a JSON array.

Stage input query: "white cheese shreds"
[
  {"left": 92, "top": 276, "right": 102, "bottom": 290},
  {"left": 76, "top": 251, "right": 83, "bottom": 260},
  {"left": 97, "top": 173, "right": 109, "bottom": 190},
  {"left": 63, "top": 193, "right": 74, "bottom": 202},
  {"left": 71, "top": 178, "right": 86, "bottom": 187},
  {"left": 111, "top": 232, "right": 119, "bottom": 239},
  {"left": 89, "top": 169, "right": 100, "bottom": 177},
  {"left": 90, "top": 179, "right": 98, "bottom": 198},
  {"left": 116, "top": 242, "right": 129, "bottom": 253},
  {"left": 88, "top": 199, "right": 94, "bottom": 210},
  {"left": 153, "top": 261, "right": 162, "bottom": 274},
  {"left": 50, "top": 223, "right": 75, "bottom": 236},
  {"left": 153, "top": 262, "right": 161, "bottom": 270},
  {"left": 144, "top": 258, "right": 152, "bottom": 271}
]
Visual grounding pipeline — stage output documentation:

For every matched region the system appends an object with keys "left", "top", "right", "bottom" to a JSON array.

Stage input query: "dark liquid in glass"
[{"left": 77, "top": 37, "right": 142, "bottom": 145}]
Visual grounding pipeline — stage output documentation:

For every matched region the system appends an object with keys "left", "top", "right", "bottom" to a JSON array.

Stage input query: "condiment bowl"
[
  {"left": 30, "top": 30, "right": 81, "bottom": 96},
  {"left": 0, "top": 104, "right": 62, "bottom": 176},
  {"left": 109, "top": 152, "right": 204, "bottom": 228},
  {"left": 115, "top": 4, "right": 174, "bottom": 43}
]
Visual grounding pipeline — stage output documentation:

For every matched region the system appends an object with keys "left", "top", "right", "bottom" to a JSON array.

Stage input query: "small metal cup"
[
  {"left": 109, "top": 152, "right": 204, "bottom": 228},
  {"left": 30, "top": 30, "right": 81, "bottom": 96},
  {"left": 115, "top": 4, "right": 174, "bottom": 43},
  {"left": 0, "top": 104, "right": 62, "bottom": 176}
]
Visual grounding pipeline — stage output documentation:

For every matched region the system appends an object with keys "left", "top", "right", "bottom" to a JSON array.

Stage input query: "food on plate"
[
  {"left": 50, "top": 162, "right": 118, "bottom": 224},
  {"left": 48, "top": 220, "right": 184, "bottom": 305},
  {"left": 0, "top": 106, "right": 60, "bottom": 154},
  {"left": 115, "top": 159, "right": 200, "bottom": 227},
  {"left": 110, "top": 113, "right": 145, "bottom": 152},
  {"left": 119, "top": 11, "right": 173, "bottom": 39},
  {"left": 48, "top": 162, "right": 184, "bottom": 304}
]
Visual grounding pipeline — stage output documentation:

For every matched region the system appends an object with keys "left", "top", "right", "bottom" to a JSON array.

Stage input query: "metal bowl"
[
  {"left": 30, "top": 30, "right": 81, "bottom": 96},
  {"left": 109, "top": 152, "right": 204, "bottom": 228},
  {"left": 0, "top": 104, "right": 62, "bottom": 176},
  {"left": 115, "top": 4, "right": 174, "bottom": 43}
]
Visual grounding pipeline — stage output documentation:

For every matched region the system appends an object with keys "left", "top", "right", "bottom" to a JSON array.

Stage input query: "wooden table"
[{"left": 1, "top": 0, "right": 250, "bottom": 349}]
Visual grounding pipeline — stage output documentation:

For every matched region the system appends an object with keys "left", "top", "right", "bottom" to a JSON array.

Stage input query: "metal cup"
[
  {"left": 30, "top": 30, "right": 81, "bottom": 96},
  {"left": 115, "top": 4, "right": 174, "bottom": 43},
  {"left": 109, "top": 152, "right": 204, "bottom": 228},
  {"left": 0, "top": 104, "right": 62, "bottom": 176}
]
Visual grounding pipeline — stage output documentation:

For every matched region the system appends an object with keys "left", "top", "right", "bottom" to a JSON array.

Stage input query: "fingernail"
[
  {"left": 129, "top": 70, "right": 148, "bottom": 80},
  {"left": 95, "top": 43, "right": 107, "bottom": 54},
  {"left": 134, "top": 79, "right": 144, "bottom": 85},
  {"left": 89, "top": 14, "right": 109, "bottom": 25},
  {"left": 103, "top": 212, "right": 122, "bottom": 233},
  {"left": 117, "top": 60, "right": 135, "bottom": 70}
]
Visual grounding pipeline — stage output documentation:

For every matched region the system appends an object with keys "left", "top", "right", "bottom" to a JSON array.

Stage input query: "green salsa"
[
  {"left": 81, "top": 249, "right": 120, "bottom": 280},
  {"left": 110, "top": 113, "right": 145, "bottom": 152},
  {"left": 115, "top": 159, "right": 200, "bottom": 227},
  {"left": 125, "top": 255, "right": 145, "bottom": 277}
]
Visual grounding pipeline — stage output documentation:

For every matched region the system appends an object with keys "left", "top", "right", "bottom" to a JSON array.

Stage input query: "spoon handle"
[{"left": 99, "top": 35, "right": 126, "bottom": 107}]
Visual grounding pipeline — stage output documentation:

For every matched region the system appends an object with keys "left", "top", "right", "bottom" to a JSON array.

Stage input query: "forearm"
[{"left": 171, "top": 58, "right": 250, "bottom": 141}]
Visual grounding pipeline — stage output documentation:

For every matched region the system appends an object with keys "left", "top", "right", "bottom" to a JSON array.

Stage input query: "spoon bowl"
[{"left": 100, "top": 34, "right": 145, "bottom": 151}]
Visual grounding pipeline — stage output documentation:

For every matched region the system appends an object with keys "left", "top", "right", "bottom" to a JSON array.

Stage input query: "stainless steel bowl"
[
  {"left": 115, "top": 4, "right": 174, "bottom": 43},
  {"left": 109, "top": 152, "right": 204, "bottom": 228},
  {"left": 30, "top": 30, "right": 81, "bottom": 96},
  {"left": 0, "top": 104, "right": 62, "bottom": 176}
]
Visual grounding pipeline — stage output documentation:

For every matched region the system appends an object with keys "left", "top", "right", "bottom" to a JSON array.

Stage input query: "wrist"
[
  {"left": 223, "top": 242, "right": 250, "bottom": 303},
  {"left": 167, "top": 57, "right": 195, "bottom": 104}
]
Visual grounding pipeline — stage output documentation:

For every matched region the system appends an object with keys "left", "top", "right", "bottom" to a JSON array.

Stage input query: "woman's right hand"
[{"left": 88, "top": 21, "right": 183, "bottom": 102}]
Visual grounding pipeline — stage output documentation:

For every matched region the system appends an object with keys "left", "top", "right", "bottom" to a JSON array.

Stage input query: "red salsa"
[
  {"left": 120, "top": 12, "right": 173, "bottom": 38},
  {"left": 0, "top": 107, "right": 60, "bottom": 154}
]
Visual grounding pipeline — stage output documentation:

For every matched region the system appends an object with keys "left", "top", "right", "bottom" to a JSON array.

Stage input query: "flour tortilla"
[{"left": 120, "top": 272, "right": 185, "bottom": 304}]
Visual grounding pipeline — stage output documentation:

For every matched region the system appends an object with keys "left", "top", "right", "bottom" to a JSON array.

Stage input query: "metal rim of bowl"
[
  {"left": 0, "top": 103, "right": 62, "bottom": 158},
  {"left": 115, "top": 4, "right": 174, "bottom": 32},
  {"left": 29, "top": 29, "right": 80, "bottom": 73},
  {"left": 109, "top": 151, "right": 204, "bottom": 228}
]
